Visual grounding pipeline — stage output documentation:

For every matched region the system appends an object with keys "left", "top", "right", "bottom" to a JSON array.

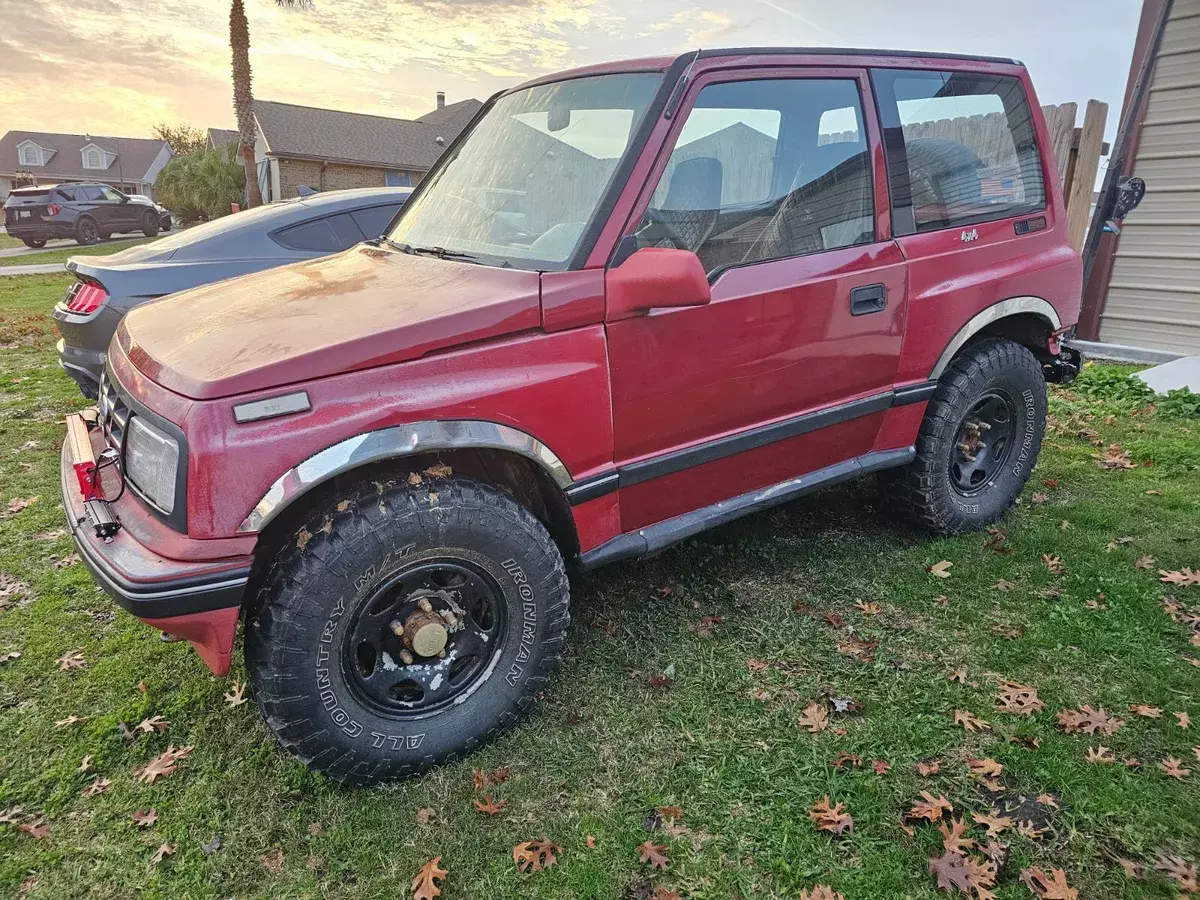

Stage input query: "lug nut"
[
  {"left": 417, "top": 598, "right": 434, "bottom": 613},
  {"left": 439, "top": 609, "right": 457, "bottom": 626},
  {"left": 437, "top": 649, "right": 446, "bottom": 658},
  {"left": 399, "top": 649, "right": 414, "bottom": 665},
  {"left": 389, "top": 620, "right": 404, "bottom": 637}
]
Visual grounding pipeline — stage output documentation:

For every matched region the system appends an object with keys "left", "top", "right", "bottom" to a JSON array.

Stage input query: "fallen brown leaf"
[
  {"left": 149, "top": 842, "right": 176, "bottom": 868},
  {"left": 513, "top": 837, "right": 561, "bottom": 873},
  {"left": 1159, "top": 756, "right": 1191, "bottom": 780},
  {"left": 1019, "top": 866, "right": 1078, "bottom": 899},
  {"left": 223, "top": 681, "right": 248, "bottom": 707},
  {"left": 996, "top": 681, "right": 1044, "bottom": 715},
  {"left": 1055, "top": 705, "right": 1124, "bottom": 736},
  {"left": 797, "top": 702, "right": 830, "bottom": 734},
  {"left": 637, "top": 840, "right": 670, "bottom": 870},
  {"left": 953, "top": 709, "right": 990, "bottom": 732},
  {"left": 907, "top": 791, "right": 953, "bottom": 823},
  {"left": 131, "top": 808, "right": 158, "bottom": 828},
  {"left": 1154, "top": 854, "right": 1198, "bottom": 892},
  {"left": 928, "top": 560, "right": 954, "bottom": 578},
  {"left": 473, "top": 796, "right": 506, "bottom": 815},
  {"left": 56, "top": 651, "right": 86, "bottom": 671},
  {"left": 810, "top": 796, "right": 853, "bottom": 835},
  {"left": 971, "top": 812, "right": 1013, "bottom": 837},
  {"left": 1128, "top": 704, "right": 1162, "bottom": 718},
  {"left": 411, "top": 856, "right": 449, "bottom": 900},
  {"left": 1160, "top": 568, "right": 1200, "bottom": 587},
  {"left": 134, "top": 745, "right": 193, "bottom": 784}
]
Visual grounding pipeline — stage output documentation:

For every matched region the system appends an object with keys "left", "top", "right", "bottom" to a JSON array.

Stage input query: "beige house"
[
  {"left": 1083, "top": 0, "right": 1200, "bottom": 356},
  {"left": 246, "top": 94, "right": 481, "bottom": 202}
]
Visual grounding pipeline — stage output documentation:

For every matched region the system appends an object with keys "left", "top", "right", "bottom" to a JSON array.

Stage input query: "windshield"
[{"left": 388, "top": 71, "right": 663, "bottom": 270}]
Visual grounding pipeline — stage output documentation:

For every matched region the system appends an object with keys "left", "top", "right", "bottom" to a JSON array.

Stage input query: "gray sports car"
[{"left": 53, "top": 186, "right": 412, "bottom": 397}]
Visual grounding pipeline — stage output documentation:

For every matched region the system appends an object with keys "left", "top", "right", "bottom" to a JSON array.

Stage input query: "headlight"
[{"left": 125, "top": 416, "right": 179, "bottom": 513}]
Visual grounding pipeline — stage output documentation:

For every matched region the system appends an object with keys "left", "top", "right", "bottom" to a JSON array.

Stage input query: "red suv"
[{"left": 62, "top": 48, "right": 1084, "bottom": 785}]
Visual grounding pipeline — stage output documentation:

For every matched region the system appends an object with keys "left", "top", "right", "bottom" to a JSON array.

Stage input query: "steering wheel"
[{"left": 635, "top": 207, "right": 687, "bottom": 250}]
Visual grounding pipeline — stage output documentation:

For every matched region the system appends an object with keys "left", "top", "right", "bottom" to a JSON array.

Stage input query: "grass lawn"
[
  {"left": 1, "top": 273, "right": 1197, "bottom": 899},
  {"left": 3, "top": 237, "right": 158, "bottom": 269}
]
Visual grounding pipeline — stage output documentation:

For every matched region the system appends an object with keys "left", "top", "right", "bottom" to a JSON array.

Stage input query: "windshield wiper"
[{"left": 389, "top": 241, "right": 480, "bottom": 261}]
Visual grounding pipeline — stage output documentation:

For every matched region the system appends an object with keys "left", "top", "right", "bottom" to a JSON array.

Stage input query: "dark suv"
[{"left": 3, "top": 183, "right": 163, "bottom": 248}]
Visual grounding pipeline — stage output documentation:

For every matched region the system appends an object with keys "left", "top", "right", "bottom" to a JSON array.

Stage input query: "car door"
[
  {"left": 605, "top": 67, "right": 907, "bottom": 531},
  {"left": 100, "top": 186, "right": 138, "bottom": 231},
  {"left": 78, "top": 186, "right": 110, "bottom": 231}
]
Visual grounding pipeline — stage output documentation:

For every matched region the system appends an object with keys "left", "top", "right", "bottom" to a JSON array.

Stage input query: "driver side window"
[{"left": 634, "top": 77, "right": 875, "bottom": 275}]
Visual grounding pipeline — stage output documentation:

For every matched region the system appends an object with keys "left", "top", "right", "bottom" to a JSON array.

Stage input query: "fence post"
[{"left": 1065, "top": 99, "right": 1108, "bottom": 253}]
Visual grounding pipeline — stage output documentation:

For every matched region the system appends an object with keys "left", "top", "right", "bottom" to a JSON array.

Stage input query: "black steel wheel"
[
  {"left": 246, "top": 474, "right": 570, "bottom": 785},
  {"left": 882, "top": 337, "right": 1046, "bottom": 534},
  {"left": 948, "top": 390, "right": 1017, "bottom": 496},
  {"left": 343, "top": 560, "right": 506, "bottom": 717}
]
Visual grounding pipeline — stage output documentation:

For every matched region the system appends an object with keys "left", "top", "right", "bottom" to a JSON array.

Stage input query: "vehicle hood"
[{"left": 116, "top": 244, "right": 543, "bottom": 400}]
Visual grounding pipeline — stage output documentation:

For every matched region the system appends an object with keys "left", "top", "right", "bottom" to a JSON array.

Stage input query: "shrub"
[{"left": 156, "top": 145, "right": 246, "bottom": 223}]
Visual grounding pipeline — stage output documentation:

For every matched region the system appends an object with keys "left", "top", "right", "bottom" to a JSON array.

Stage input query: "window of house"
[
  {"left": 871, "top": 68, "right": 1045, "bottom": 235},
  {"left": 385, "top": 170, "right": 413, "bottom": 187},
  {"left": 19, "top": 145, "right": 40, "bottom": 166},
  {"left": 83, "top": 148, "right": 106, "bottom": 170},
  {"left": 633, "top": 77, "right": 874, "bottom": 276}
]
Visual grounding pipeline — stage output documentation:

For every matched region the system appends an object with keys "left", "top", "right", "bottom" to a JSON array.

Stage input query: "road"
[{"left": 0, "top": 234, "right": 164, "bottom": 260}]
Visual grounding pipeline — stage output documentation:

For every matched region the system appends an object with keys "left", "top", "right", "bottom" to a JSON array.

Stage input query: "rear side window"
[
  {"left": 871, "top": 69, "right": 1045, "bottom": 235},
  {"left": 350, "top": 204, "right": 401, "bottom": 239},
  {"left": 80, "top": 186, "right": 104, "bottom": 202},
  {"left": 56, "top": 187, "right": 78, "bottom": 201},
  {"left": 272, "top": 212, "right": 365, "bottom": 252}
]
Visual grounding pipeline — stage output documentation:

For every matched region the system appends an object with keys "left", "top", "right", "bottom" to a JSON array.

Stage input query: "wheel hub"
[
  {"left": 949, "top": 390, "right": 1017, "bottom": 496},
  {"left": 403, "top": 609, "right": 449, "bottom": 658}
]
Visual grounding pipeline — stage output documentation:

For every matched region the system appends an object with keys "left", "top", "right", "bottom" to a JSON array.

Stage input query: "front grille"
[{"left": 97, "top": 368, "right": 130, "bottom": 453}]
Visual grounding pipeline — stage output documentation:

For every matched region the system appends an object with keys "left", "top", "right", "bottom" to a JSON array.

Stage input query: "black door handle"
[{"left": 850, "top": 283, "right": 887, "bottom": 316}]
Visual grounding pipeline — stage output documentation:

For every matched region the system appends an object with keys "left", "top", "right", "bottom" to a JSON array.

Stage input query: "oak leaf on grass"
[
  {"left": 1019, "top": 866, "right": 1078, "bottom": 899},
  {"left": 810, "top": 796, "right": 853, "bottom": 835},
  {"left": 411, "top": 857, "right": 448, "bottom": 900},
  {"left": 513, "top": 837, "right": 561, "bottom": 873},
  {"left": 637, "top": 840, "right": 670, "bottom": 870}
]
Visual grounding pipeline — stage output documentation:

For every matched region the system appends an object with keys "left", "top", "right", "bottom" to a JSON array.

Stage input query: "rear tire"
[
  {"left": 75, "top": 217, "right": 100, "bottom": 245},
  {"left": 245, "top": 474, "right": 570, "bottom": 786},
  {"left": 141, "top": 210, "right": 160, "bottom": 237},
  {"left": 22, "top": 238, "right": 47, "bottom": 249},
  {"left": 883, "top": 337, "right": 1046, "bottom": 534}
]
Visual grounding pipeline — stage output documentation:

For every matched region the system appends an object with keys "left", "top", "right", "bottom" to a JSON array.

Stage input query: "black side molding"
[
  {"left": 891, "top": 381, "right": 939, "bottom": 406},
  {"left": 566, "top": 384, "right": 939, "bottom": 506},
  {"left": 579, "top": 447, "right": 915, "bottom": 570}
]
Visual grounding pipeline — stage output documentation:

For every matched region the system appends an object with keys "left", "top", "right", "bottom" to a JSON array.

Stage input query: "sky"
[{"left": 0, "top": 0, "right": 1142, "bottom": 149}]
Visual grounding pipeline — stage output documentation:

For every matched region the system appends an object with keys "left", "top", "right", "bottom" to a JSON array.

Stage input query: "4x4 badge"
[{"left": 961, "top": 228, "right": 980, "bottom": 243}]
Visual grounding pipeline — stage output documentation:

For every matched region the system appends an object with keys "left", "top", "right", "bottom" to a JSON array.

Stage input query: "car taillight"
[
  {"left": 47, "top": 204, "right": 61, "bottom": 216},
  {"left": 67, "top": 282, "right": 108, "bottom": 315}
]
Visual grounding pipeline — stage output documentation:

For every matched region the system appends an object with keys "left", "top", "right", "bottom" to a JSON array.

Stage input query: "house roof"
[
  {"left": 207, "top": 128, "right": 240, "bottom": 150},
  {"left": 415, "top": 98, "right": 483, "bottom": 128},
  {"left": 0, "top": 130, "right": 170, "bottom": 181},
  {"left": 253, "top": 98, "right": 481, "bottom": 171}
]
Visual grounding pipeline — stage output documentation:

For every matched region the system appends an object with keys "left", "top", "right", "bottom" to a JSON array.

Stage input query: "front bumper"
[{"left": 61, "top": 413, "right": 251, "bottom": 674}]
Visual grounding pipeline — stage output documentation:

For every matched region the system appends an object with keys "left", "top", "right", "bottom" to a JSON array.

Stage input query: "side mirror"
[
  {"left": 605, "top": 247, "right": 711, "bottom": 321},
  {"left": 1111, "top": 176, "right": 1146, "bottom": 220}
]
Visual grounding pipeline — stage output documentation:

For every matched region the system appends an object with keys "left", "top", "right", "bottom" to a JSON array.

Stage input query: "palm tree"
[{"left": 230, "top": 0, "right": 311, "bottom": 207}]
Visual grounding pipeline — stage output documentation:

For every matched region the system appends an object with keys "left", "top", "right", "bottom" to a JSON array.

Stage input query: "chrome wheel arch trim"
[
  {"left": 238, "top": 420, "right": 572, "bottom": 533},
  {"left": 929, "top": 296, "right": 1061, "bottom": 380}
]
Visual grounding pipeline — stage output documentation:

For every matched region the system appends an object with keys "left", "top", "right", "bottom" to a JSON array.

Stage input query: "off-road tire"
[
  {"left": 21, "top": 238, "right": 46, "bottom": 249},
  {"left": 141, "top": 210, "right": 160, "bottom": 237},
  {"left": 245, "top": 475, "right": 570, "bottom": 786},
  {"left": 884, "top": 337, "right": 1046, "bottom": 534},
  {"left": 75, "top": 217, "right": 100, "bottom": 245}
]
